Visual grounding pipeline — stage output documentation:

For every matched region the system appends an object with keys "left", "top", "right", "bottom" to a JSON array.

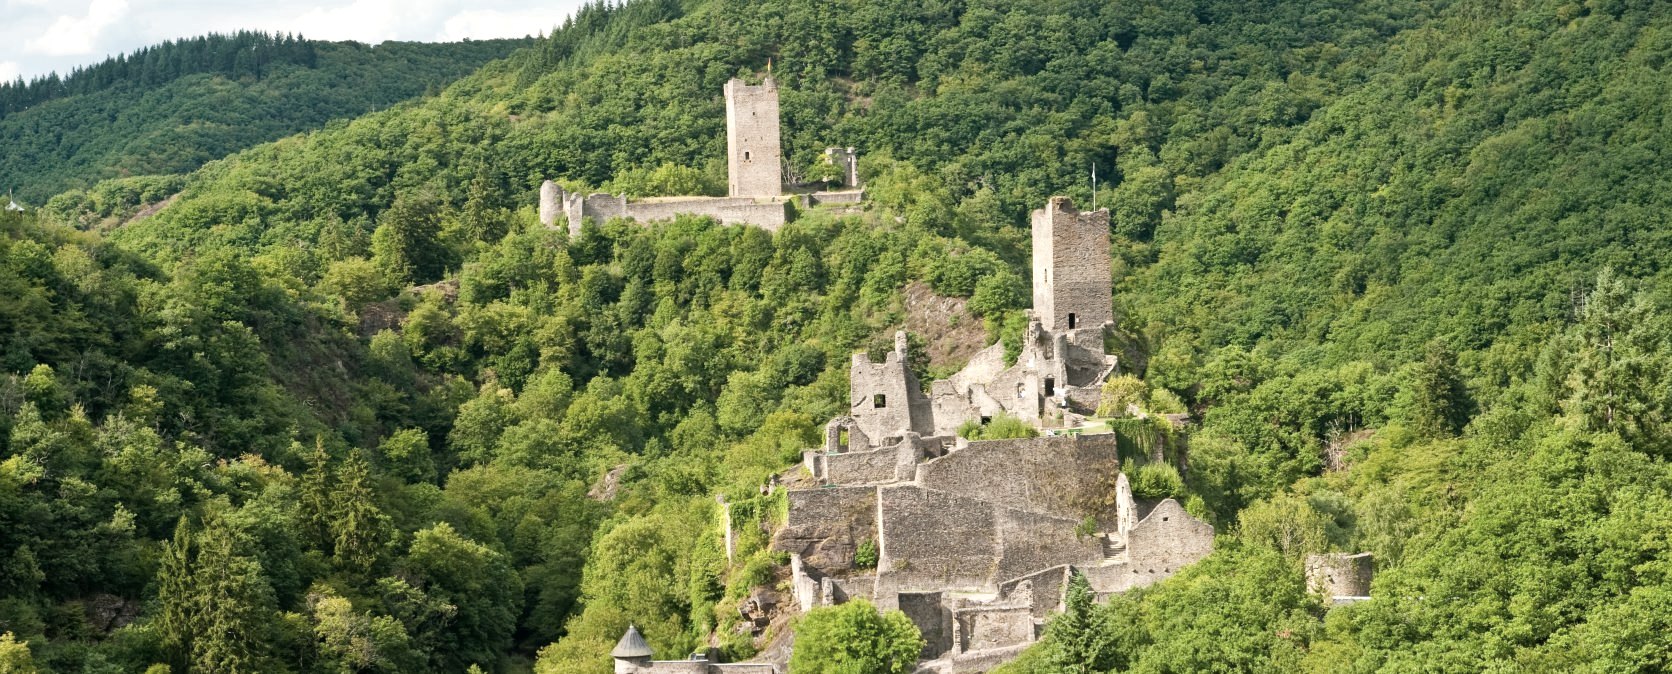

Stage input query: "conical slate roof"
[{"left": 612, "top": 624, "right": 653, "bottom": 658}]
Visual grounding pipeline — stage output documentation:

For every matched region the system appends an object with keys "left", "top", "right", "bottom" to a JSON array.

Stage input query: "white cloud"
[
  {"left": 0, "top": 61, "right": 20, "bottom": 82},
  {"left": 438, "top": 7, "right": 569, "bottom": 41},
  {"left": 24, "top": 0, "right": 130, "bottom": 56}
]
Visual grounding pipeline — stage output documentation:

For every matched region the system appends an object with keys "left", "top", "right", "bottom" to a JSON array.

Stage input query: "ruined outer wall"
[
  {"left": 1031, "top": 197, "right": 1112, "bottom": 332},
  {"left": 725, "top": 77, "right": 782, "bottom": 197},
  {"left": 915, "top": 434, "right": 1122, "bottom": 522},
  {"left": 1125, "top": 499, "right": 1214, "bottom": 577},
  {"left": 778, "top": 486, "right": 877, "bottom": 573},
  {"left": 956, "top": 606, "right": 1036, "bottom": 653},
  {"left": 1305, "top": 553, "right": 1374, "bottom": 597},
  {"left": 623, "top": 198, "right": 788, "bottom": 231},
  {"left": 823, "top": 440, "right": 913, "bottom": 486},
  {"left": 998, "top": 566, "right": 1071, "bottom": 620},
  {"left": 994, "top": 509, "right": 1102, "bottom": 585},
  {"left": 877, "top": 486, "right": 998, "bottom": 590}
]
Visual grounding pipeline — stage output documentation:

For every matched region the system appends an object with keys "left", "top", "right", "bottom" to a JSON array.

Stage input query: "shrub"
[
  {"left": 789, "top": 599, "right": 923, "bottom": 674},
  {"left": 855, "top": 539, "right": 878, "bottom": 569}
]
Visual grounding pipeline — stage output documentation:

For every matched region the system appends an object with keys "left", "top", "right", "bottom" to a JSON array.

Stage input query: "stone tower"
[
  {"left": 611, "top": 625, "right": 653, "bottom": 673},
  {"left": 725, "top": 77, "right": 783, "bottom": 198},
  {"left": 1031, "top": 196, "right": 1112, "bottom": 332},
  {"left": 538, "top": 180, "right": 561, "bottom": 227}
]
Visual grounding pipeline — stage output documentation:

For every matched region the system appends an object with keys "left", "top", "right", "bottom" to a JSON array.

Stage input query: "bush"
[
  {"left": 959, "top": 413, "right": 1039, "bottom": 441},
  {"left": 1126, "top": 460, "right": 1185, "bottom": 500},
  {"left": 1097, "top": 375, "right": 1150, "bottom": 417},
  {"left": 789, "top": 599, "right": 923, "bottom": 674},
  {"left": 855, "top": 539, "right": 878, "bottom": 569}
]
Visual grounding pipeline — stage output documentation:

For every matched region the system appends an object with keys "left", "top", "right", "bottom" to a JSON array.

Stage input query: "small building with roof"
[{"left": 611, "top": 625, "right": 778, "bottom": 674}]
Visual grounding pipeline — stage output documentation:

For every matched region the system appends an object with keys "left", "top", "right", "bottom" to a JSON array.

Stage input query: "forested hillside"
[
  {"left": 0, "top": 32, "right": 530, "bottom": 204},
  {"left": 1, "top": 0, "right": 1669, "bottom": 672}
]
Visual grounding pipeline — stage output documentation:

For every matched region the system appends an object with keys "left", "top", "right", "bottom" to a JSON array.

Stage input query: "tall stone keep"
[
  {"left": 1031, "top": 196, "right": 1112, "bottom": 332},
  {"left": 725, "top": 77, "right": 783, "bottom": 198}
]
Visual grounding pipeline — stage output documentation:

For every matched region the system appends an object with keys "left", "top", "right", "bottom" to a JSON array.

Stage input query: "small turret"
[{"left": 612, "top": 625, "right": 653, "bottom": 673}]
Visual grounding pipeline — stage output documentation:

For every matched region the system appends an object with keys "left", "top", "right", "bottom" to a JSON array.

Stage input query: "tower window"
[
  {"left": 1044, "top": 377, "right": 1056, "bottom": 397},
  {"left": 873, "top": 394, "right": 887, "bottom": 408},
  {"left": 744, "top": 151, "right": 751, "bottom": 161},
  {"left": 1068, "top": 313, "right": 1077, "bottom": 329}
]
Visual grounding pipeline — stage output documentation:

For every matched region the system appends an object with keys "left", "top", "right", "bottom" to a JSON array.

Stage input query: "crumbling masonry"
[
  {"left": 773, "top": 197, "right": 1214, "bottom": 673},
  {"left": 539, "top": 76, "right": 865, "bottom": 234}
]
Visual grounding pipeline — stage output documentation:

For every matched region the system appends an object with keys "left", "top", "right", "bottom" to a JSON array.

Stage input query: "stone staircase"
[{"left": 1100, "top": 533, "right": 1128, "bottom": 564}]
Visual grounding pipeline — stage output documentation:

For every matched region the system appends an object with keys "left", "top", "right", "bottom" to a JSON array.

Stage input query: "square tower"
[
  {"left": 725, "top": 77, "right": 784, "bottom": 198},
  {"left": 1031, "top": 196, "right": 1112, "bottom": 332}
]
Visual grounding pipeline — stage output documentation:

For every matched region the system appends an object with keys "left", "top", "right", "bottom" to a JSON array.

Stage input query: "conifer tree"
[
  {"left": 155, "top": 518, "right": 196, "bottom": 666},
  {"left": 371, "top": 190, "right": 449, "bottom": 286},
  {"left": 297, "top": 439, "right": 334, "bottom": 553},
  {"left": 331, "top": 451, "right": 391, "bottom": 575},
  {"left": 1048, "top": 571, "right": 1112, "bottom": 673},
  {"left": 1562, "top": 269, "right": 1671, "bottom": 455},
  {"left": 188, "top": 520, "right": 273, "bottom": 674},
  {"left": 1395, "top": 341, "right": 1472, "bottom": 439}
]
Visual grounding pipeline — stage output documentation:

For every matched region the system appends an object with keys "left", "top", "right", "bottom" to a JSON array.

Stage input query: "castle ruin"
[
  {"left": 539, "top": 76, "right": 864, "bottom": 234},
  {"left": 770, "top": 197, "right": 1214, "bottom": 672}
]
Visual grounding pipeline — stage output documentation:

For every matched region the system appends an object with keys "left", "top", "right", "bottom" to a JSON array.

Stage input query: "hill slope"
[
  {"left": 0, "top": 32, "right": 531, "bottom": 204},
  {"left": 0, "top": 0, "right": 1668, "bottom": 672}
]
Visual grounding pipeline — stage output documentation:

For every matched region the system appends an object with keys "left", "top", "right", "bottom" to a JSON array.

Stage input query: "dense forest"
[
  {"left": 0, "top": 32, "right": 530, "bottom": 204},
  {"left": 2, "top": 0, "right": 1670, "bottom": 672}
]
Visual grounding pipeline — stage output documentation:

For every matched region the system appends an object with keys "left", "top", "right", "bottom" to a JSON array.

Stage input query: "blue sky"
[{"left": 0, "top": 0, "right": 590, "bottom": 83}]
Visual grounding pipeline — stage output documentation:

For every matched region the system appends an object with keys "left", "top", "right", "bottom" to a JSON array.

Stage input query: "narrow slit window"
[
  {"left": 1068, "top": 313, "right": 1077, "bottom": 329},
  {"left": 744, "top": 151, "right": 751, "bottom": 161},
  {"left": 873, "top": 394, "right": 887, "bottom": 408}
]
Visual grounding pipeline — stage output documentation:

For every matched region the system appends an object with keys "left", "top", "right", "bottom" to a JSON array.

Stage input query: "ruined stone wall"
[
  {"left": 623, "top": 198, "right": 788, "bottom": 231},
  {"left": 876, "top": 486, "right": 998, "bottom": 590},
  {"left": 725, "top": 77, "right": 783, "bottom": 197},
  {"left": 914, "top": 434, "right": 1121, "bottom": 522},
  {"left": 1030, "top": 197, "right": 1112, "bottom": 333},
  {"left": 1305, "top": 553, "right": 1374, "bottom": 598},
  {"left": 777, "top": 486, "right": 877, "bottom": 573},
  {"left": 898, "top": 592, "right": 952, "bottom": 658},
  {"left": 955, "top": 606, "right": 1036, "bottom": 653},
  {"left": 1124, "top": 499, "right": 1214, "bottom": 579},
  {"left": 822, "top": 440, "right": 910, "bottom": 486},
  {"left": 562, "top": 193, "right": 789, "bottom": 235},
  {"left": 994, "top": 509, "right": 1102, "bottom": 585},
  {"left": 849, "top": 348, "right": 931, "bottom": 443},
  {"left": 998, "top": 566, "right": 1071, "bottom": 621}
]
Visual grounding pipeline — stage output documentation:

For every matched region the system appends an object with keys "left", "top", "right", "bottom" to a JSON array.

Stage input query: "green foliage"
[
  {"left": 789, "top": 599, "right": 923, "bottom": 674},
  {"left": 957, "top": 413, "right": 1039, "bottom": 441},
  {"left": 854, "top": 539, "right": 878, "bottom": 569},
  {"left": 1096, "top": 375, "right": 1149, "bottom": 417},
  {"left": 1125, "top": 461, "right": 1185, "bottom": 501},
  {"left": 0, "top": 34, "right": 529, "bottom": 204},
  {"left": 0, "top": 631, "right": 36, "bottom": 674},
  {"left": 2, "top": 0, "right": 1671, "bottom": 670}
]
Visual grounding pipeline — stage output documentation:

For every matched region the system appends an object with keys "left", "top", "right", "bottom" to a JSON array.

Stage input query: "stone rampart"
[
  {"left": 778, "top": 486, "right": 876, "bottom": 572},
  {"left": 1123, "top": 499, "right": 1214, "bottom": 579},
  {"left": 877, "top": 486, "right": 997, "bottom": 591},
  {"left": 915, "top": 434, "right": 1121, "bottom": 523},
  {"left": 994, "top": 509, "right": 1101, "bottom": 586}
]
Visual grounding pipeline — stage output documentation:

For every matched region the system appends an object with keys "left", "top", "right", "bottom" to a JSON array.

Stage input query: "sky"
[{"left": 0, "top": 0, "right": 591, "bottom": 83}]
